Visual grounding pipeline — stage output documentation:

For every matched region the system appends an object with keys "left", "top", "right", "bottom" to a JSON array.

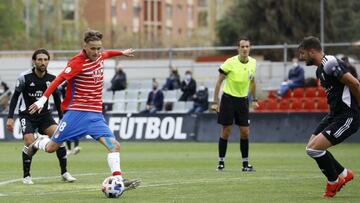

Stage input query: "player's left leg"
[
  {"left": 306, "top": 134, "right": 344, "bottom": 198},
  {"left": 97, "top": 137, "right": 140, "bottom": 190},
  {"left": 239, "top": 126, "right": 254, "bottom": 172},
  {"left": 43, "top": 124, "right": 76, "bottom": 182},
  {"left": 98, "top": 136, "right": 122, "bottom": 176},
  {"left": 235, "top": 97, "right": 253, "bottom": 172}
]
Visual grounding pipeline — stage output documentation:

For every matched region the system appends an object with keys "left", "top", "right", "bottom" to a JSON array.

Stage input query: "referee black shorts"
[
  {"left": 313, "top": 113, "right": 360, "bottom": 145},
  {"left": 19, "top": 113, "right": 57, "bottom": 136},
  {"left": 217, "top": 93, "right": 249, "bottom": 126}
]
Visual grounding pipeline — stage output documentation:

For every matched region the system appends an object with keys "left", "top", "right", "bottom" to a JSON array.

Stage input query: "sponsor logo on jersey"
[
  {"left": 65, "top": 67, "right": 72, "bottom": 73},
  {"left": 30, "top": 82, "right": 35, "bottom": 86},
  {"left": 28, "top": 90, "right": 43, "bottom": 99},
  {"left": 93, "top": 68, "right": 102, "bottom": 84}
]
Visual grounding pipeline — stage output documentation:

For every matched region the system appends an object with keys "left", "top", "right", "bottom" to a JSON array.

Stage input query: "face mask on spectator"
[{"left": 185, "top": 74, "right": 192, "bottom": 81}]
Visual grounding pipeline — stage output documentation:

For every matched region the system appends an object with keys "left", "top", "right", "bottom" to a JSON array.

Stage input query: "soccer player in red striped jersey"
[{"left": 27, "top": 30, "right": 140, "bottom": 190}]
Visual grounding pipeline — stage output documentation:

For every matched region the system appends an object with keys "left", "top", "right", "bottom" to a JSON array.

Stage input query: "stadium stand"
[{"left": 255, "top": 83, "right": 329, "bottom": 112}]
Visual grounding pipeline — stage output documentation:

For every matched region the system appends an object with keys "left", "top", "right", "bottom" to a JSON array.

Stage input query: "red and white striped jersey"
[{"left": 43, "top": 50, "right": 123, "bottom": 112}]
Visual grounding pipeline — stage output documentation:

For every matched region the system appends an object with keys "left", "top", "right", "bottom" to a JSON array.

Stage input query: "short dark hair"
[
  {"left": 84, "top": 30, "right": 103, "bottom": 43},
  {"left": 32, "top": 48, "right": 50, "bottom": 60},
  {"left": 298, "top": 36, "right": 322, "bottom": 51},
  {"left": 238, "top": 36, "right": 250, "bottom": 46}
]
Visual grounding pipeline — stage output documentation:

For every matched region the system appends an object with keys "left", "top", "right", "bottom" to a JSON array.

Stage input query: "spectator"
[
  {"left": 0, "top": 80, "right": 11, "bottom": 112},
  {"left": 188, "top": 85, "right": 209, "bottom": 114},
  {"left": 140, "top": 78, "right": 164, "bottom": 114},
  {"left": 179, "top": 70, "right": 197, "bottom": 101},
  {"left": 108, "top": 64, "right": 127, "bottom": 92},
  {"left": 162, "top": 66, "right": 181, "bottom": 90},
  {"left": 341, "top": 56, "right": 358, "bottom": 79},
  {"left": 277, "top": 58, "right": 305, "bottom": 97}
]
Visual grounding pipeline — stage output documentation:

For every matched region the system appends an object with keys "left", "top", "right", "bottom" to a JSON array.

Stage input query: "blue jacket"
[
  {"left": 288, "top": 65, "right": 305, "bottom": 85},
  {"left": 147, "top": 90, "right": 164, "bottom": 111}
]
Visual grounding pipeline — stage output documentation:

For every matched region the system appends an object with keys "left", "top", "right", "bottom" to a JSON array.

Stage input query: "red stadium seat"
[
  {"left": 317, "top": 88, "right": 327, "bottom": 97},
  {"left": 303, "top": 98, "right": 316, "bottom": 111},
  {"left": 283, "top": 89, "right": 292, "bottom": 99},
  {"left": 292, "top": 88, "right": 304, "bottom": 98},
  {"left": 317, "top": 98, "right": 329, "bottom": 111},
  {"left": 266, "top": 99, "right": 278, "bottom": 111},
  {"left": 279, "top": 99, "right": 290, "bottom": 111},
  {"left": 268, "top": 90, "right": 277, "bottom": 99},
  {"left": 304, "top": 87, "right": 317, "bottom": 98},
  {"left": 254, "top": 100, "right": 266, "bottom": 111},
  {"left": 290, "top": 98, "right": 302, "bottom": 111}
]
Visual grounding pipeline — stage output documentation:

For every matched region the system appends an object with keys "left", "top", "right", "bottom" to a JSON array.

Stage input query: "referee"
[{"left": 211, "top": 37, "right": 258, "bottom": 172}]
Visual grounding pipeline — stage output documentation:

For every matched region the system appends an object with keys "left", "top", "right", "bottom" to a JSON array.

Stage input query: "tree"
[
  {"left": 0, "top": 1, "right": 25, "bottom": 49},
  {"left": 216, "top": 0, "right": 338, "bottom": 60}
]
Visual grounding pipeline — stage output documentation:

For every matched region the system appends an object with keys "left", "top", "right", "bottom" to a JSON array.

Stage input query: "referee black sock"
[
  {"left": 314, "top": 151, "right": 338, "bottom": 182},
  {"left": 74, "top": 140, "right": 79, "bottom": 148},
  {"left": 22, "top": 151, "right": 32, "bottom": 178},
  {"left": 240, "top": 138, "right": 249, "bottom": 167},
  {"left": 218, "top": 137, "right": 228, "bottom": 160},
  {"left": 56, "top": 146, "right": 67, "bottom": 175},
  {"left": 327, "top": 150, "right": 345, "bottom": 175}
]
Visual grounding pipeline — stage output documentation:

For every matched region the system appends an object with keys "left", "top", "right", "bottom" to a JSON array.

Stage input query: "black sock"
[
  {"left": 66, "top": 141, "right": 71, "bottom": 150},
  {"left": 22, "top": 151, "right": 32, "bottom": 178},
  {"left": 74, "top": 140, "right": 79, "bottom": 147},
  {"left": 218, "top": 137, "right": 228, "bottom": 160},
  {"left": 327, "top": 150, "right": 345, "bottom": 175},
  {"left": 56, "top": 146, "right": 67, "bottom": 175},
  {"left": 313, "top": 151, "right": 338, "bottom": 182},
  {"left": 240, "top": 138, "right": 249, "bottom": 167}
]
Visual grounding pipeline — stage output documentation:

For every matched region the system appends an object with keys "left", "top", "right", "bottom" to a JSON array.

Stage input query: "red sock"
[{"left": 112, "top": 171, "right": 121, "bottom": 176}]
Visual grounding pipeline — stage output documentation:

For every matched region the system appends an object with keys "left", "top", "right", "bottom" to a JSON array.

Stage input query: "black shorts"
[
  {"left": 19, "top": 113, "right": 57, "bottom": 135},
  {"left": 313, "top": 113, "right": 360, "bottom": 145},
  {"left": 217, "top": 93, "right": 249, "bottom": 126}
]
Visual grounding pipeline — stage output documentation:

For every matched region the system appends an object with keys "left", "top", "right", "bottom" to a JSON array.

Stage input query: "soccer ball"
[{"left": 101, "top": 176, "right": 125, "bottom": 198}]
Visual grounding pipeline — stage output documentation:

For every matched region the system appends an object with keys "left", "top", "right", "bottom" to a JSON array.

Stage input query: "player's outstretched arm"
[
  {"left": 29, "top": 75, "right": 66, "bottom": 114},
  {"left": 29, "top": 96, "right": 47, "bottom": 114},
  {"left": 121, "top": 48, "right": 135, "bottom": 57}
]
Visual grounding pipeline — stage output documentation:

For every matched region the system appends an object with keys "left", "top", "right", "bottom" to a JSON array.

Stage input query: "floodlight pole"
[{"left": 320, "top": 0, "right": 324, "bottom": 50}]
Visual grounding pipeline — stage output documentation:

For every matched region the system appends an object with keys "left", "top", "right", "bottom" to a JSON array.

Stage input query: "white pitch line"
[
  {"left": 0, "top": 172, "right": 105, "bottom": 186},
  {"left": 0, "top": 175, "right": 323, "bottom": 197}
]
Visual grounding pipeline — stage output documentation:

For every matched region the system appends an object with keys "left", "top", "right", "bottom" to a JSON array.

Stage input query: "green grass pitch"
[{"left": 0, "top": 141, "right": 359, "bottom": 202}]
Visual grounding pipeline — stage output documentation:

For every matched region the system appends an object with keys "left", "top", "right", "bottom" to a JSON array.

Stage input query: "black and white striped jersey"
[
  {"left": 7, "top": 68, "right": 62, "bottom": 118},
  {"left": 316, "top": 55, "right": 360, "bottom": 114}
]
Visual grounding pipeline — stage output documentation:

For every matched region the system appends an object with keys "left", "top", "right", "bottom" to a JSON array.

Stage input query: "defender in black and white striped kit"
[
  {"left": 313, "top": 55, "right": 360, "bottom": 144},
  {"left": 6, "top": 49, "right": 76, "bottom": 184},
  {"left": 299, "top": 36, "right": 360, "bottom": 198}
]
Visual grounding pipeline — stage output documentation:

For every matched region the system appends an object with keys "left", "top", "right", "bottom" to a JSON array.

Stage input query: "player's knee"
[
  {"left": 240, "top": 129, "right": 249, "bottom": 138},
  {"left": 24, "top": 140, "right": 32, "bottom": 147},
  {"left": 46, "top": 147, "right": 56, "bottom": 153},
  {"left": 305, "top": 147, "right": 326, "bottom": 158},
  {"left": 221, "top": 126, "right": 231, "bottom": 138}
]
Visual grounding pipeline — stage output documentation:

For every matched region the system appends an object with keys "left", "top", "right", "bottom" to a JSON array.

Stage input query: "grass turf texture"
[{"left": 0, "top": 142, "right": 359, "bottom": 202}]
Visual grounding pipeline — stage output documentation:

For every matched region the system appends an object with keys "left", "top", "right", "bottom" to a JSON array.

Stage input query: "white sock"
[
  {"left": 340, "top": 168, "right": 348, "bottom": 177},
  {"left": 37, "top": 137, "right": 51, "bottom": 151},
  {"left": 328, "top": 177, "right": 338, "bottom": 185},
  {"left": 107, "top": 152, "right": 122, "bottom": 178}
]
